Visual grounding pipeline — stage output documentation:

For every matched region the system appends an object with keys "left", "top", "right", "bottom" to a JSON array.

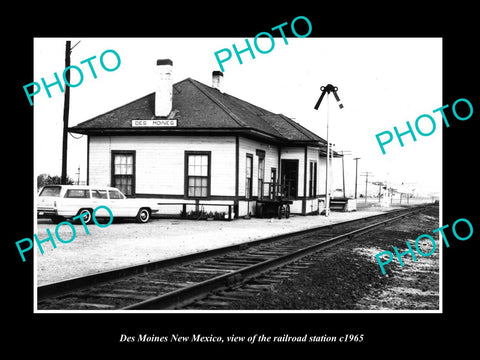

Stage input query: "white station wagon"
[{"left": 37, "top": 185, "right": 159, "bottom": 223}]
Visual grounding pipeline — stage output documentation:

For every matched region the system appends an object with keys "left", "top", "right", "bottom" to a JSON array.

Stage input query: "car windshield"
[{"left": 39, "top": 186, "right": 62, "bottom": 197}]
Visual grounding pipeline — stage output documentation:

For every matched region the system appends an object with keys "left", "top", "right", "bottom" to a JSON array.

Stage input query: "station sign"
[{"left": 131, "top": 119, "right": 177, "bottom": 127}]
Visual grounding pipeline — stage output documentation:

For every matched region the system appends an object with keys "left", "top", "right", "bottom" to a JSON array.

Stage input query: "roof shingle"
[{"left": 70, "top": 77, "right": 326, "bottom": 146}]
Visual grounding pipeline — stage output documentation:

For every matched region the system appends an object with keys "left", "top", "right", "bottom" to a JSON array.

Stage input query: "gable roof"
[{"left": 69, "top": 77, "right": 327, "bottom": 147}]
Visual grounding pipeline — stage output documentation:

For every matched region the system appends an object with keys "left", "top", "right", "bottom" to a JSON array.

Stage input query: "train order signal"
[{"left": 314, "top": 84, "right": 344, "bottom": 110}]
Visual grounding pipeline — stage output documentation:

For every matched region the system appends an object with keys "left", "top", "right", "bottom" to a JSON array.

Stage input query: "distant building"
[{"left": 70, "top": 59, "right": 332, "bottom": 218}]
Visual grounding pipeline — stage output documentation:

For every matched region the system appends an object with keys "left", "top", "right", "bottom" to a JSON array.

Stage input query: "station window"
[
  {"left": 185, "top": 151, "right": 211, "bottom": 198},
  {"left": 246, "top": 154, "right": 253, "bottom": 199},
  {"left": 111, "top": 151, "right": 135, "bottom": 196},
  {"left": 258, "top": 156, "right": 265, "bottom": 199},
  {"left": 309, "top": 161, "right": 317, "bottom": 197}
]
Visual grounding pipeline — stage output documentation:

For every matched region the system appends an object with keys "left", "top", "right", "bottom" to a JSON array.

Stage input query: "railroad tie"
[
  {"left": 75, "top": 302, "right": 115, "bottom": 309},
  {"left": 91, "top": 292, "right": 152, "bottom": 301}
]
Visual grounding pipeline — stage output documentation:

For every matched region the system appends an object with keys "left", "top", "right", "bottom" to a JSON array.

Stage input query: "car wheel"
[
  {"left": 78, "top": 208, "right": 93, "bottom": 224},
  {"left": 136, "top": 208, "right": 150, "bottom": 223},
  {"left": 277, "top": 205, "right": 283, "bottom": 219}
]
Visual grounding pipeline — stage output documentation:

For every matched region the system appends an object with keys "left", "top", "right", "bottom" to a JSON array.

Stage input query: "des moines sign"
[{"left": 132, "top": 120, "right": 177, "bottom": 127}]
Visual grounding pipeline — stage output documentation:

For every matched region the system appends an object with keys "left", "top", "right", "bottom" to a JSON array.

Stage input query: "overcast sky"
[{"left": 33, "top": 37, "right": 442, "bottom": 197}]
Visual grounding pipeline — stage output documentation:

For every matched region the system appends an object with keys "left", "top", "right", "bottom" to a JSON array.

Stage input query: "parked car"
[{"left": 37, "top": 185, "right": 159, "bottom": 223}]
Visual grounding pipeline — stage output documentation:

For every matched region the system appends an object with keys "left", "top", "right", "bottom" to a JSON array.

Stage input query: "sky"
[{"left": 33, "top": 37, "right": 442, "bottom": 197}]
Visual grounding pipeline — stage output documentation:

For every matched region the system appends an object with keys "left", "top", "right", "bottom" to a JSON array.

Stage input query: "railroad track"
[{"left": 37, "top": 205, "right": 430, "bottom": 310}]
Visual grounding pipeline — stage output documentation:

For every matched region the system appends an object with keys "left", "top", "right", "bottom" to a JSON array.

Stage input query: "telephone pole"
[
  {"left": 353, "top": 157, "right": 361, "bottom": 199},
  {"left": 360, "top": 172, "right": 373, "bottom": 203},
  {"left": 372, "top": 181, "right": 386, "bottom": 203},
  {"left": 60, "top": 40, "right": 80, "bottom": 185},
  {"left": 60, "top": 40, "right": 71, "bottom": 185},
  {"left": 339, "top": 150, "right": 351, "bottom": 198}
]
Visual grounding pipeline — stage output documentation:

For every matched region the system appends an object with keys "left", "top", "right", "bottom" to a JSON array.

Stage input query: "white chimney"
[
  {"left": 212, "top": 70, "right": 224, "bottom": 92},
  {"left": 155, "top": 59, "right": 173, "bottom": 117}
]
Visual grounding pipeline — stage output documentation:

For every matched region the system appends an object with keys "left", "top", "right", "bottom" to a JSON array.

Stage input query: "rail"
[
  {"left": 123, "top": 205, "right": 427, "bottom": 310},
  {"left": 37, "top": 204, "right": 432, "bottom": 309}
]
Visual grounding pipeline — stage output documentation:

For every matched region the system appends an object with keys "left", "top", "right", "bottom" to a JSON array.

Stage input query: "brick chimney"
[
  {"left": 212, "top": 70, "right": 224, "bottom": 92},
  {"left": 155, "top": 59, "right": 173, "bottom": 117}
]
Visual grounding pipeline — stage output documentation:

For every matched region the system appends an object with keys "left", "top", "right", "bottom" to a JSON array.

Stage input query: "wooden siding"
[
  {"left": 307, "top": 146, "right": 326, "bottom": 197},
  {"left": 317, "top": 150, "right": 327, "bottom": 196},
  {"left": 237, "top": 137, "right": 279, "bottom": 198},
  {"left": 87, "top": 134, "right": 326, "bottom": 217},
  {"left": 88, "top": 135, "right": 236, "bottom": 196}
]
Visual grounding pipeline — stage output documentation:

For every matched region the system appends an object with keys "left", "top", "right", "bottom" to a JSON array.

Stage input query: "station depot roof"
[{"left": 69, "top": 77, "right": 329, "bottom": 148}]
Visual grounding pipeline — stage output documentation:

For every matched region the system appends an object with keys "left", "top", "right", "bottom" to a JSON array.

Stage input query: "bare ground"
[{"left": 225, "top": 205, "right": 440, "bottom": 310}]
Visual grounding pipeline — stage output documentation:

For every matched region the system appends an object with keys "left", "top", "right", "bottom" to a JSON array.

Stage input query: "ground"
[
  {"left": 35, "top": 207, "right": 392, "bottom": 285},
  {"left": 35, "top": 204, "right": 440, "bottom": 311},
  {"left": 224, "top": 205, "right": 440, "bottom": 310}
]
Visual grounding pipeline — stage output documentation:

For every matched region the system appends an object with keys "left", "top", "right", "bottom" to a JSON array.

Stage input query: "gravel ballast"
[
  {"left": 35, "top": 207, "right": 398, "bottom": 285},
  {"left": 220, "top": 205, "right": 439, "bottom": 310}
]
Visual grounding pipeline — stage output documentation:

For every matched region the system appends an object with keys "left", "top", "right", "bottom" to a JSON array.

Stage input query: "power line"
[{"left": 69, "top": 132, "right": 84, "bottom": 139}]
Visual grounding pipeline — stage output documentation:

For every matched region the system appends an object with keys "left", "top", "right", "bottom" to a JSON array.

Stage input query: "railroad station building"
[{"left": 69, "top": 59, "right": 333, "bottom": 219}]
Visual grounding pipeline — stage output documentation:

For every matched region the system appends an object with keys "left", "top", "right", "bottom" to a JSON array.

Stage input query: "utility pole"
[
  {"left": 360, "top": 172, "right": 373, "bottom": 204},
  {"left": 389, "top": 187, "right": 397, "bottom": 205},
  {"left": 372, "top": 181, "right": 386, "bottom": 203},
  {"left": 401, "top": 181, "right": 416, "bottom": 205},
  {"left": 329, "top": 142, "right": 335, "bottom": 201},
  {"left": 353, "top": 157, "right": 361, "bottom": 199},
  {"left": 61, "top": 40, "right": 71, "bottom": 185},
  {"left": 339, "top": 150, "right": 351, "bottom": 198},
  {"left": 60, "top": 40, "right": 80, "bottom": 185}
]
